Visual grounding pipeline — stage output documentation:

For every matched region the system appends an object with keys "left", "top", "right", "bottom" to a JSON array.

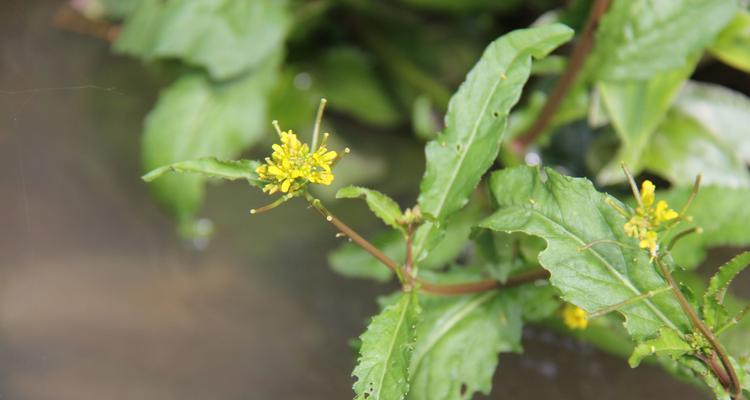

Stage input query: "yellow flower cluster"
[
  {"left": 562, "top": 303, "right": 588, "bottom": 330},
  {"left": 624, "top": 180, "right": 679, "bottom": 257},
  {"left": 256, "top": 130, "right": 339, "bottom": 194}
]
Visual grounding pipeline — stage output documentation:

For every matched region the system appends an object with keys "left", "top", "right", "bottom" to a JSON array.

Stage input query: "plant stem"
[
  {"left": 512, "top": 0, "right": 611, "bottom": 153},
  {"left": 415, "top": 269, "right": 550, "bottom": 296},
  {"left": 306, "top": 195, "right": 549, "bottom": 295},
  {"left": 656, "top": 258, "right": 742, "bottom": 398}
]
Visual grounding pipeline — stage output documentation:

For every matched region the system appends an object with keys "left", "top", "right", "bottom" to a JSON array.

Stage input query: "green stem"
[
  {"left": 305, "top": 194, "right": 549, "bottom": 295},
  {"left": 656, "top": 258, "right": 742, "bottom": 398}
]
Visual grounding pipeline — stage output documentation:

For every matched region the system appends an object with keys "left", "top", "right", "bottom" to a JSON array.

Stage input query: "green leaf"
[
  {"left": 474, "top": 231, "right": 528, "bottom": 283},
  {"left": 661, "top": 186, "right": 750, "bottom": 269},
  {"left": 703, "top": 252, "right": 750, "bottom": 330},
  {"left": 629, "top": 328, "right": 692, "bottom": 367},
  {"left": 595, "top": 59, "right": 697, "bottom": 184},
  {"left": 641, "top": 111, "right": 750, "bottom": 187},
  {"left": 312, "top": 47, "right": 401, "bottom": 127},
  {"left": 142, "top": 61, "right": 277, "bottom": 235},
  {"left": 328, "top": 231, "right": 404, "bottom": 283},
  {"left": 711, "top": 11, "right": 750, "bottom": 73},
  {"left": 115, "top": 0, "right": 289, "bottom": 80},
  {"left": 408, "top": 291, "right": 523, "bottom": 400},
  {"left": 142, "top": 157, "right": 261, "bottom": 185},
  {"left": 587, "top": 0, "right": 736, "bottom": 81},
  {"left": 413, "top": 24, "right": 574, "bottom": 262},
  {"left": 353, "top": 293, "right": 419, "bottom": 400},
  {"left": 421, "top": 202, "right": 482, "bottom": 270},
  {"left": 337, "top": 186, "right": 404, "bottom": 233},
  {"left": 675, "top": 81, "right": 750, "bottom": 164},
  {"left": 480, "top": 166, "right": 690, "bottom": 339}
]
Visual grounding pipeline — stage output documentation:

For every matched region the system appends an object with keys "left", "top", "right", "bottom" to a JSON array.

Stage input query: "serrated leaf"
[
  {"left": 641, "top": 111, "right": 750, "bottom": 188},
  {"left": 353, "top": 293, "right": 419, "bottom": 400},
  {"left": 480, "top": 166, "right": 690, "bottom": 339},
  {"left": 661, "top": 186, "right": 750, "bottom": 269},
  {"left": 337, "top": 186, "right": 404, "bottom": 233},
  {"left": 595, "top": 59, "right": 697, "bottom": 185},
  {"left": 328, "top": 230, "right": 404, "bottom": 282},
  {"left": 413, "top": 24, "right": 574, "bottom": 262},
  {"left": 142, "top": 158, "right": 261, "bottom": 185},
  {"left": 142, "top": 61, "right": 277, "bottom": 235},
  {"left": 115, "top": 0, "right": 289, "bottom": 80},
  {"left": 587, "top": 0, "right": 736, "bottom": 81},
  {"left": 408, "top": 291, "right": 523, "bottom": 400},
  {"left": 711, "top": 11, "right": 750, "bottom": 73},
  {"left": 675, "top": 81, "right": 750, "bottom": 164},
  {"left": 703, "top": 252, "right": 750, "bottom": 330},
  {"left": 629, "top": 328, "right": 692, "bottom": 367}
]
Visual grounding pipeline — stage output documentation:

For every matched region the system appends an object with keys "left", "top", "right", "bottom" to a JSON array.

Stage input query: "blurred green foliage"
[{"left": 97, "top": 0, "right": 750, "bottom": 398}]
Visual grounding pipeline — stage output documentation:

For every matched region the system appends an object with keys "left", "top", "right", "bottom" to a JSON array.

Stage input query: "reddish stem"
[{"left": 512, "top": 0, "right": 612, "bottom": 154}]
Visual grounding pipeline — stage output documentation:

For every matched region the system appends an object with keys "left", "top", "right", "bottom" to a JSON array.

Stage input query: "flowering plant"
[{"left": 127, "top": 0, "right": 750, "bottom": 399}]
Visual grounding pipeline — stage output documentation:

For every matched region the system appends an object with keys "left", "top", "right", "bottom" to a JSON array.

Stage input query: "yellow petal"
[
  {"left": 281, "top": 178, "right": 292, "bottom": 193},
  {"left": 641, "top": 180, "right": 655, "bottom": 206}
]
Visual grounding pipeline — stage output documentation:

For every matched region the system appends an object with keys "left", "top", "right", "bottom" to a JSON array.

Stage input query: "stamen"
[{"left": 272, "top": 120, "right": 283, "bottom": 137}]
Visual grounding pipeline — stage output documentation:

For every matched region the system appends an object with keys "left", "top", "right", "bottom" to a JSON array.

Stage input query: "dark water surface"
[{"left": 2, "top": 2, "right": 744, "bottom": 399}]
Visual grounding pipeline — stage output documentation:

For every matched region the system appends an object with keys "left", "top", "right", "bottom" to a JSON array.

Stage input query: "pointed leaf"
[
  {"left": 703, "top": 252, "right": 750, "bottom": 329},
  {"left": 480, "top": 166, "right": 690, "bottom": 339},
  {"left": 142, "top": 158, "right": 261, "bottom": 185},
  {"left": 629, "top": 328, "right": 692, "bottom": 367},
  {"left": 353, "top": 293, "right": 419, "bottom": 400},
  {"left": 337, "top": 186, "right": 404, "bottom": 233},
  {"left": 413, "top": 24, "right": 574, "bottom": 262},
  {"left": 408, "top": 291, "right": 523, "bottom": 400}
]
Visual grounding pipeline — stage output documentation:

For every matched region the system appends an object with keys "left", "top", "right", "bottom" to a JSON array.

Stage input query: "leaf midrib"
[
  {"left": 373, "top": 295, "right": 411, "bottom": 398},
  {"left": 414, "top": 51, "right": 513, "bottom": 256},
  {"left": 410, "top": 292, "right": 495, "bottom": 375},
  {"left": 511, "top": 205, "right": 680, "bottom": 332}
]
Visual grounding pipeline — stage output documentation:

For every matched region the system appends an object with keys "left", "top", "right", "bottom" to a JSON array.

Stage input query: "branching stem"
[
  {"left": 306, "top": 194, "right": 548, "bottom": 295},
  {"left": 656, "top": 258, "right": 742, "bottom": 398}
]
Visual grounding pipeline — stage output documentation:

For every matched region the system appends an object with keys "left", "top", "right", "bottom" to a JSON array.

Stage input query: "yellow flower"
[
  {"left": 641, "top": 180, "right": 655, "bottom": 207},
  {"left": 623, "top": 180, "right": 680, "bottom": 258},
  {"left": 256, "top": 129, "right": 342, "bottom": 195},
  {"left": 562, "top": 303, "right": 588, "bottom": 330}
]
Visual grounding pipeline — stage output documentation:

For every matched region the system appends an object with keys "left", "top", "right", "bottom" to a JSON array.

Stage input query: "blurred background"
[{"left": 2, "top": 1, "right": 748, "bottom": 399}]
